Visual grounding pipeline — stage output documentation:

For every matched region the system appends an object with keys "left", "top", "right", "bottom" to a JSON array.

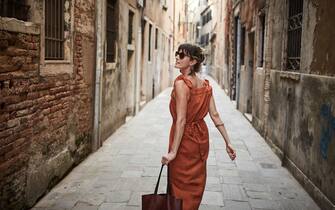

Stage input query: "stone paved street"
[{"left": 32, "top": 76, "right": 320, "bottom": 210}]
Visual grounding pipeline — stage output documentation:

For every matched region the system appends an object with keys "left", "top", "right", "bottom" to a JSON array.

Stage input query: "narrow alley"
[
  {"left": 1, "top": 0, "right": 334, "bottom": 209},
  {"left": 32, "top": 76, "right": 319, "bottom": 210}
]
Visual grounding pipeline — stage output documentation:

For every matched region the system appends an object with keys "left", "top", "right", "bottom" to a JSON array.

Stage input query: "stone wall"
[{"left": 0, "top": 0, "right": 95, "bottom": 209}]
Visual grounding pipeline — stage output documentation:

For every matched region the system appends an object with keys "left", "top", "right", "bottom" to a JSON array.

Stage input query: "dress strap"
[{"left": 174, "top": 75, "right": 193, "bottom": 89}]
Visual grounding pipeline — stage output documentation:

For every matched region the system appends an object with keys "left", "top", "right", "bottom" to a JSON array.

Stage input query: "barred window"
[
  {"left": 240, "top": 27, "right": 245, "bottom": 65},
  {"left": 45, "top": 0, "right": 64, "bottom": 60},
  {"left": 0, "top": 0, "right": 30, "bottom": 21},
  {"left": 107, "top": 0, "right": 118, "bottom": 63},
  {"left": 148, "top": 24, "right": 152, "bottom": 61},
  {"left": 155, "top": 28, "right": 158, "bottom": 49},
  {"left": 128, "top": 10, "right": 134, "bottom": 45},
  {"left": 287, "top": 0, "right": 303, "bottom": 70},
  {"left": 257, "top": 14, "right": 265, "bottom": 67}
]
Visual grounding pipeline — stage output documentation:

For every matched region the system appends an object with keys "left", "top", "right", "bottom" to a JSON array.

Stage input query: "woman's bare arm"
[
  {"left": 209, "top": 95, "right": 236, "bottom": 160},
  {"left": 161, "top": 80, "right": 189, "bottom": 165}
]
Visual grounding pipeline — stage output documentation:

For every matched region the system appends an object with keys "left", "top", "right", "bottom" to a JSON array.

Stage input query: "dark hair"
[{"left": 177, "top": 43, "right": 205, "bottom": 74}]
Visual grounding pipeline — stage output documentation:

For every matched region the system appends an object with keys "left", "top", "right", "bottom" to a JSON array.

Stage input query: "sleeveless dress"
[{"left": 168, "top": 74, "right": 213, "bottom": 210}]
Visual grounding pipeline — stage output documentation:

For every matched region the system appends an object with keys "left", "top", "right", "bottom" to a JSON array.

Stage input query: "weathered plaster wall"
[
  {"left": 309, "top": 0, "right": 335, "bottom": 76},
  {"left": 252, "top": 68, "right": 265, "bottom": 132},
  {"left": 270, "top": 0, "right": 285, "bottom": 70},
  {"left": 101, "top": 0, "right": 174, "bottom": 140},
  {"left": 101, "top": 1, "right": 137, "bottom": 140},
  {"left": 237, "top": 0, "right": 335, "bottom": 208},
  {"left": 238, "top": 65, "right": 249, "bottom": 113},
  {"left": 267, "top": 71, "right": 335, "bottom": 209}
]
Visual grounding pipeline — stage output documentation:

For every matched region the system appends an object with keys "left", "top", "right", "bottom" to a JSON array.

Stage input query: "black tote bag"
[{"left": 141, "top": 165, "right": 182, "bottom": 210}]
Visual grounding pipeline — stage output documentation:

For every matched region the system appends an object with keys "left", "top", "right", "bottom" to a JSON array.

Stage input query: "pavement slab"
[{"left": 33, "top": 76, "right": 320, "bottom": 210}]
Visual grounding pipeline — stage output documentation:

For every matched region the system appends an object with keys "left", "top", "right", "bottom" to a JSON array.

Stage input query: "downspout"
[{"left": 93, "top": 0, "right": 105, "bottom": 151}]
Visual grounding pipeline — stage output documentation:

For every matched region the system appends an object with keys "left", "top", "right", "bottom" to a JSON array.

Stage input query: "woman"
[{"left": 161, "top": 43, "right": 236, "bottom": 210}]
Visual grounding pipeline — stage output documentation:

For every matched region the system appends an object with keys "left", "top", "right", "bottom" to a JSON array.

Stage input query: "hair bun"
[{"left": 198, "top": 48, "right": 205, "bottom": 63}]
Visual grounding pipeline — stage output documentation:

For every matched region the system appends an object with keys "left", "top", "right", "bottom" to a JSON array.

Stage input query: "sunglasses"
[{"left": 175, "top": 51, "right": 188, "bottom": 59}]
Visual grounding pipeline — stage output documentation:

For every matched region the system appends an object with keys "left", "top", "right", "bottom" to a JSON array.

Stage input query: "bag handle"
[
  {"left": 154, "top": 164, "right": 172, "bottom": 195},
  {"left": 154, "top": 164, "right": 164, "bottom": 194}
]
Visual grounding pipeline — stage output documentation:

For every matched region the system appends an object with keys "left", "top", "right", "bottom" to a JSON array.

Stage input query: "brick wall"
[{"left": 0, "top": 20, "right": 94, "bottom": 210}]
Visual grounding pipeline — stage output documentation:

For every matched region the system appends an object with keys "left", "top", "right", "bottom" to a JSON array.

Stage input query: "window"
[
  {"left": 287, "top": 0, "right": 303, "bottom": 70},
  {"left": 200, "top": 33, "right": 209, "bottom": 46},
  {"left": 45, "top": 0, "right": 65, "bottom": 60},
  {"left": 240, "top": 27, "right": 245, "bottom": 65},
  {"left": 202, "top": 10, "right": 212, "bottom": 26},
  {"left": 128, "top": 10, "right": 134, "bottom": 45},
  {"left": 148, "top": 24, "right": 152, "bottom": 61},
  {"left": 258, "top": 14, "right": 265, "bottom": 67},
  {"left": 0, "top": 0, "right": 30, "bottom": 21},
  {"left": 155, "top": 28, "right": 158, "bottom": 49},
  {"left": 196, "top": 22, "right": 200, "bottom": 38},
  {"left": 161, "top": 0, "right": 167, "bottom": 10},
  {"left": 107, "top": 0, "right": 118, "bottom": 63}
]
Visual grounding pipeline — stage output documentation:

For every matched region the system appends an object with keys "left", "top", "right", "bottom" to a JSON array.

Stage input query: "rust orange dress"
[{"left": 168, "top": 74, "right": 212, "bottom": 210}]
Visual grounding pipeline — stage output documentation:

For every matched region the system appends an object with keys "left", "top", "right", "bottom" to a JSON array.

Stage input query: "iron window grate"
[
  {"left": 0, "top": 0, "right": 30, "bottom": 21},
  {"left": 45, "top": 0, "right": 65, "bottom": 60},
  {"left": 107, "top": 0, "right": 118, "bottom": 63},
  {"left": 128, "top": 10, "right": 134, "bottom": 45},
  {"left": 287, "top": 0, "right": 303, "bottom": 70}
]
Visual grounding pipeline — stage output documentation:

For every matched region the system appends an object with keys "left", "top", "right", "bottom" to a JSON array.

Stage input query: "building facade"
[
  {"left": 0, "top": 0, "right": 96, "bottom": 209},
  {"left": 0, "top": 0, "right": 176, "bottom": 209},
  {"left": 95, "top": 0, "right": 175, "bottom": 143},
  {"left": 219, "top": 0, "right": 335, "bottom": 209}
]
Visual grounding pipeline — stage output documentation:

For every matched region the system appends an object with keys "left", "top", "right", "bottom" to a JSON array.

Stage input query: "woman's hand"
[
  {"left": 161, "top": 152, "right": 177, "bottom": 165},
  {"left": 226, "top": 143, "right": 236, "bottom": 160}
]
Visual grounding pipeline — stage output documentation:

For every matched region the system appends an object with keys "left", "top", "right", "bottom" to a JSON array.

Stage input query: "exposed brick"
[
  {"left": 1, "top": 10, "right": 94, "bottom": 210},
  {"left": 0, "top": 113, "right": 9, "bottom": 123},
  {"left": 28, "top": 50, "right": 38, "bottom": 58},
  {"left": 0, "top": 122, "right": 6, "bottom": 131},
  {"left": 0, "top": 95, "right": 21, "bottom": 105},
  {"left": 21, "top": 63, "right": 38, "bottom": 72},
  {"left": 6, "top": 100, "right": 34, "bottom": 112},
  {"left": 18, "top": 127, "right": 33, "bottom": 139},
  {"left": 4, "top": 141, "right": 29, "bottom": 161},
  {"left": 16, "top": 108, "right": 32, "bottom": 117},
  {"left": 0, "top": 31, "right": 12, "bottom": 39},
  {"left": 0, "top": 142, "right": 14, "bottom": 156},
  {"left": 11, "top": 56, "right": 26, "bottom": 67},
  {"left": 55, "top": 91, "right": 72, "bottom": 99},
  {"left": 50, "top": 86, "right": 70, "bottom": 95},
  {"left": 50, "top": 103, "right": 64, "bottom": 113},
  {"left": 6, "top": 47, "right": 28, "bottom": 56},
  {"left": 27, "top": 92, "right": 39, "bottom": 100},
  {"left": 0, "top": 129, "right": 12, "bottom": 139},
  {"left": 0, "top": 64, "right": 20, "bottom": 73},
  {"left": 0, "top": 39, "right": 9, "bottom": 49},
  {"left": 7, "top": 118, "right": 20, "bottom": 128},
  {"left": 25, "top": 56, "right": 33, "bottom": 64},
  {"left": 29, "top": 83, "right": 55, "bottom": 92},
  {"left": 15, "top": 38, "right": 39, "bottom": 50}
]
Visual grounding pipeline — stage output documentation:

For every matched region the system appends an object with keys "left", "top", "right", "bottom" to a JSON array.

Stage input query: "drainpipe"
[{"left": 93, "top": 0, "right": 105, "bottom": 151}]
